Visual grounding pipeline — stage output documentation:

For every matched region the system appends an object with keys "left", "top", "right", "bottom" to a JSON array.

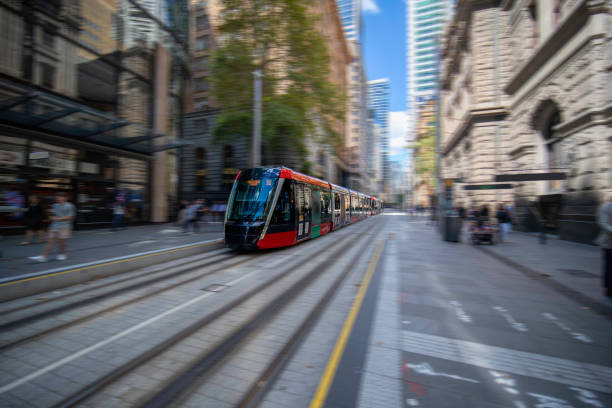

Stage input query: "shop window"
[{"left": 195, "top": 147, "right": 206, "bottom": 191}]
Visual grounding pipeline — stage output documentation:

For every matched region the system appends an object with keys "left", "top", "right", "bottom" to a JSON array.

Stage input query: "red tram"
[{"left": 224, "top": 167, "right": 382, "bottom": 250}]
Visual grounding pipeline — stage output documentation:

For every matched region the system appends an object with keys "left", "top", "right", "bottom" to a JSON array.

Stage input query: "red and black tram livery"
[{"left": 224, "top": 167, "right": 382, "bottom": 250}]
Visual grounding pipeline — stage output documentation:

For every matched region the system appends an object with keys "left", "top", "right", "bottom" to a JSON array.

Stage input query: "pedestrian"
[
  {"left": 19, "top": 195, "right": 46, "bottom": 245},
  {"left": 496, "top": 203, "right": 511, "bottom": 242},
  {"left": 183, "top": 200, "right": 201, "bottom": 233},
  {"left": 111, "top": 199, "right": 126, "bottom": 231},
  {"left": 176, "top": 200, "right": 188, "bottom": 226},
  {"left": 29, "top": 192, "right": 75, "bottom": 262},
  {"left": 457, "top": 204, "right": 466, "bottom": 219},
  {"left": 595, "top": 192, "right": 612, "bottom": 297}
]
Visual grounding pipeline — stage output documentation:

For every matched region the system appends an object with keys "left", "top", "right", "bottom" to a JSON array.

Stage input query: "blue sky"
[{"left": 361, "top": 0, "right": 408, "bottom": 163}]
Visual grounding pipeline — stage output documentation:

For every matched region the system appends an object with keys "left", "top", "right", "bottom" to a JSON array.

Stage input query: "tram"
[{"left": 224, "top": 167, "right": 382, "bottom": 250}]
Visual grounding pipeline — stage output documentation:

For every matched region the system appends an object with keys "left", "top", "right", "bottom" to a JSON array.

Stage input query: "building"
[
  {"left": 367, "top": 78, "right": 390, "bottom": 193},
  {"left": 335, "top": 0, "right": 371, "bottom": 192},
  {"left": 336, "top": 0, "right": 360, "bottom": 41},
  {"left": 440, "top": 0, "right": 611, "bottom": 244},
  {"left": 0, "top": 0, "right": 189, "bottom": 233},
  {"left": 406, "top": 0, "right": 453, "bottom": 138}
]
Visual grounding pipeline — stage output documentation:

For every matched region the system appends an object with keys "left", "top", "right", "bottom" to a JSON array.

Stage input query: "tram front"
[{"left": 224, "top": 167, "right": 280, "bottom": 250}]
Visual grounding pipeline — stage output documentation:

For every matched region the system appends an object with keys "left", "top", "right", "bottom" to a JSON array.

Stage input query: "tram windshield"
[{"left": 226, "top": 168, "right": 279, "bottom": 221}]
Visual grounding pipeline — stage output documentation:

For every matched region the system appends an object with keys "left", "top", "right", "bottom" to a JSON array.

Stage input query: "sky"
[{"left": 361, "top": 0, "right": 408, "bottom": 164}]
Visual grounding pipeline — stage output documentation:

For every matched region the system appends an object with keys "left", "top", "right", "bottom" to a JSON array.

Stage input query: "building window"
[
  {"left": 223, "top": 145, "right": 236, "bottom": 192},
  {"left": 194, "top": 119, "right": 208, "bottom": 134},
  {"left": 195, "top": 147, "right": 207, "bottom": 191},
  {"left": 40, "top": 63, "right": 55, "bottom": 89},
  {"left": 195, "top": 79, "right": 208, "bottom": 92},
  {"left": 196, "top": 16, "right": 209, "bottom": 30},
  {"left": 194, "top": 99, "right": 208, "bottom": 110},
  {"left": 195, "top": 56, "right": 208, "bottom": 70},
  {"left": 196, "top": 36, "right": 209, "bottom": 51},
  {"left": 42, "top": 27, "right": 55, "bottom": 48}
]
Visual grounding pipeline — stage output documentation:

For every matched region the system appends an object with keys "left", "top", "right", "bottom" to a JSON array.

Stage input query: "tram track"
[
  {"left": 0, "top": 241, "right": 225, "bottom": 317},
  {"left": 45, "top": 220, "right": 382, "bottom": 408},
  {"left": 0, "top": 249, "right": 253, "bottom": 349},
  {"left": 150, "top": 226, "right": 385, "bottom": 408}
]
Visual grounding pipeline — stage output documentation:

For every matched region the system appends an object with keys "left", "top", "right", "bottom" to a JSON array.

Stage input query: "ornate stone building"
[{"left": 440, "top": 0, "right": 610, "bottom": 243}]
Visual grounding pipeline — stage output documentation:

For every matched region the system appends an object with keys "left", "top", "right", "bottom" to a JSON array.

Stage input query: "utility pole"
[{"left": 251, "top": 69, "right": 263, "bottom": 167}]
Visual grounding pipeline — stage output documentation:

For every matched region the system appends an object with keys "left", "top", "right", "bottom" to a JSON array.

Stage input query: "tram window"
[
  {"left": 334, "top": 193, "right": 340, "bottom": 211},
  {"left": 321, "top": 191, "right": 330, "bottom": 216},
  {"left": 271, "top": 182, "right": 293, "bottom": 225}
]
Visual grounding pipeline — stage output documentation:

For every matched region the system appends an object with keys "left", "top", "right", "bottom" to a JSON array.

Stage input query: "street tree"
[
  {"left": 409, "top": 124, "right": 436, "bottom": 190},
  {"left": 211, "top": 0, "right": 346, "bottom": 166}
]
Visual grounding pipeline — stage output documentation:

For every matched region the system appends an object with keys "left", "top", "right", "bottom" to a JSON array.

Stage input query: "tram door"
[
  {"left": 311, "top": 189, "right": 321, "bottom": 238},
  {"left": 296, "top": 184, "right": 311, "bottom": 240}
]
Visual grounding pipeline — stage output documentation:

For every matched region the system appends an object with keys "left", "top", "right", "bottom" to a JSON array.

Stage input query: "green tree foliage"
[
  {"left": 211, "top": 0, "right": 346, "bottom": 160},
  {"left": 410, "top": 124, "right": 436, "bottom": 189}
]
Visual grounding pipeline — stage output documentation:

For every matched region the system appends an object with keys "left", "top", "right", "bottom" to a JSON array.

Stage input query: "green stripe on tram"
[{"left": 311, "top": 225, "right": 321, "bottom": 238}]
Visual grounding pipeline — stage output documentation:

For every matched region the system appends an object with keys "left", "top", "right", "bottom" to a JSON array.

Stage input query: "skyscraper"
[
  {"left": 335, "top": 0, "right": 360, "bottom": 40},
  {"left": 406, "top": 0, "right": 453, "bottom": 139},
  {"left": 367, "top": 78, "right": 390, "bottom": 191}
]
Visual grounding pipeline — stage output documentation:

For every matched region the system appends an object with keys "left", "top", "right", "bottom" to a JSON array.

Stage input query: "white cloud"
[
  {"left": 362, "top": 0, "right": 380, "bottom": 14},
  {"left": 389, "top": 111, "right": 409, "bottom": 151}
]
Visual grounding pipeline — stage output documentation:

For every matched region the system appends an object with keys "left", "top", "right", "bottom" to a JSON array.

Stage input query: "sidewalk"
[
  {"left": 0, "top": 222, "right": 224, "bottom": 280},
  {"left": 473, "top": 229, "right": 612, "bottom": 316}
]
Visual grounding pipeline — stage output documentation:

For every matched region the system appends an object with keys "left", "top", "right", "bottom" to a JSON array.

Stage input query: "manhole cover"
[
  {"left": 557, "top": 269, "right": 597, "bottom": 278},
  {"left": 202, "top": 284, "right": 229, "bottom": 292}
]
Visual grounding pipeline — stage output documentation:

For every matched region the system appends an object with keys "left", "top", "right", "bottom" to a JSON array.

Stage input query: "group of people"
[
  {"left": 21, "top": 194, "right": 127, "bottom": 262},
  {"left": 456, "top": 202, "right": 513, "bottom": 243},
  {"left": 25, "top": 193, "right": 75, "bottom": 262}
]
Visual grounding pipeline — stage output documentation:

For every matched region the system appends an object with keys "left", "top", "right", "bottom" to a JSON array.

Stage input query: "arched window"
[
  {"left": 195, "top": 147, "right": 206, "bottom": 191},
  {"left": 532, "top": 100, "right": 562, "bottom": 193}
]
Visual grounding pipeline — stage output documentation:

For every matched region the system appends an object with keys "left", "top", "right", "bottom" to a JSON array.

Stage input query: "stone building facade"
[{"left": 440, "top": 0, "right": 610, "bottom": 243}]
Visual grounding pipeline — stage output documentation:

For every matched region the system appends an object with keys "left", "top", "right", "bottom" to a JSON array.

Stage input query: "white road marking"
[
  {"left": 542, "top": 313, "right": 592, "bottom": 343},
  {"left": 0, "top": 266, "right": 266, "bottom": 394},
  {"left": 449, "top": 300, "right": 472, "bottom": 323},
  {"left": 402, "top": 330, "right": 612, "bottom": 393},
  {"left": 570, "top": 387, "right": 605, "bottom": 408},
  {"left": 527, "top": 392, "right": 574, "bottom": 408},
  {"left": 406, "top": 398, "right": 420, "bottom": 406},
  {"left": 493, "top": 306, "right": 528, "bottom": 332},
  {"left": 407, "top": 362, "right": 479, "bottom": 383}
]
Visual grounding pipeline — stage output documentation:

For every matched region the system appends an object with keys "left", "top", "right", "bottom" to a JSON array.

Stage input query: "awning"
[{"left": 0, "top": 82, "right": 191, "bottom": 154}]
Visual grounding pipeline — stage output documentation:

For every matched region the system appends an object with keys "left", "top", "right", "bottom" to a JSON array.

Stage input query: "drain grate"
[
  {"left": 201, "top": 284, "right": 229, "bottom": 292},
  {"left": 557, "top": 269, "right": 597, "bottom": 278}
]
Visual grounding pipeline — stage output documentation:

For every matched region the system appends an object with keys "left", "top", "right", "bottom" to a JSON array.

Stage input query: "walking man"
[{"left": 29, "top": 192, "right": 75, "bottom": 262}]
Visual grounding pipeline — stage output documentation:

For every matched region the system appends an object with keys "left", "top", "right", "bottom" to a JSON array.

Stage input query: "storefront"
[
  {"left": 0, "top": 133, "right": 152, "bottom": 233},
  {"left": 0, "top": 84, "right": 183, "bottom": 234}
]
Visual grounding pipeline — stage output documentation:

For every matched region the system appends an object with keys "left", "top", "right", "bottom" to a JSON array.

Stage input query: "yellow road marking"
[
  {"left": 0, "top": 239, "right": 222, "bottom": 288},
  {"left": 309, "top": 239, "right": 385, "bottom": 408}
]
